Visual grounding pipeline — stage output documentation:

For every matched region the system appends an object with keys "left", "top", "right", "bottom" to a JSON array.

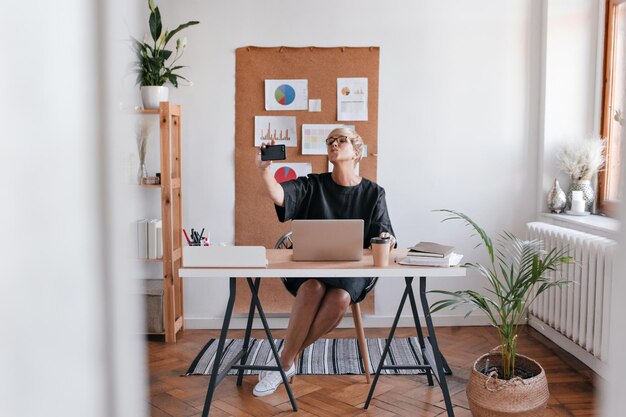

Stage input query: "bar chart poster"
[
  {"left": 270, "top": 163, "right": 312, "bottom": 183},
  {"left": 265, "top": 79, "right": 308, "bottom": 110},
  {"left": 254, "top": 116, "right": 297, "bottom": 147}
]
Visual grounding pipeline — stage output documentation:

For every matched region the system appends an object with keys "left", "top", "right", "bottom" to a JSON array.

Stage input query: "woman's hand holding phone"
[{"left": 256, "top": 140, "right": 276, "bottom": 170}]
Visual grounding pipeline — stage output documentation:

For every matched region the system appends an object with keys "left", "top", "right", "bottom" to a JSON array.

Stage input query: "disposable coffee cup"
[{"left": 371, "top": 236, "right": 391, "bottom": 266}]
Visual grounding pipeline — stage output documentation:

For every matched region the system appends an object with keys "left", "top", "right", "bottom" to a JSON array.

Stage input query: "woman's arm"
[
  {"left": 256, "top": 141, "right": 285, "bottom": 207},
  {"left": 370, "top": 188, "right": 397, "bottom": 252}
]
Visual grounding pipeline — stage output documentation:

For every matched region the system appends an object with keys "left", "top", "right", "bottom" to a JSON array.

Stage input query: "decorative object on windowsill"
[
  {"left": 132, "top": 0, "right": 199, "bottom": 109},
  {"left": 566, "top": 190, "right": 589, "bottom": 216},
  {"left": 431, "top": 209, "right": 574, "bottom": 417},
  {"left": 614, "top": 109, "right": 624, "bottom": 127},
  {"left": 547, "top": 178, "right": 566, "bottom": 213},
  {"left": 556, "top": 136, "right": 605, "bottom": 213},
  {"left": 136, "top": 120, "right": 150, "bottom": 185}
]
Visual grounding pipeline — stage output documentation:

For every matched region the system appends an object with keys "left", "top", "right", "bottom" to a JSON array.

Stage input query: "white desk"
[{"left": 180, "top": 249, "right": 465, "bottom": 417}]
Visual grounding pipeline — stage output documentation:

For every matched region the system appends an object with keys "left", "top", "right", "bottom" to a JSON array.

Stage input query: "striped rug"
[{"left": 186, "top": 337, "right": 451, "bottom": 376}]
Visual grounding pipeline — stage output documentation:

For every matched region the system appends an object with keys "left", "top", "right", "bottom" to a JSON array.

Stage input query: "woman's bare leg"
[
  {"left": 297, "top": 287, "right": 351, "bottom": 352},
  {"left": 280, "top": 279, "right": 326, "bottom": 369}
]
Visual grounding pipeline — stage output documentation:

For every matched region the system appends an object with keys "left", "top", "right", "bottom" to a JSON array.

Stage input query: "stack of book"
[
  {"left": 395, "top": 241, "right": 463, "bottom": 267},
  {"left": 137, "top": 219, "right": 163, "bottom": 260}
]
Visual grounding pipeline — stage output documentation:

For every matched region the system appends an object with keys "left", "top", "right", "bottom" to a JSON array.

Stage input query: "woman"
[{"left": 253, "top": 128, "right": 396, "bottom": 397}]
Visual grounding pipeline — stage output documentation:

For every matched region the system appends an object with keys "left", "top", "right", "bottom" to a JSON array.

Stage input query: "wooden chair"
[{"left": 275, "top": 232, "right": 374, "bottom": 383}]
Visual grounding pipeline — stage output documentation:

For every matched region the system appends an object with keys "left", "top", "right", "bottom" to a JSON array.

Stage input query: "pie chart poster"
[
  {"left": 265, "top": 79, "right": 308, "bottom": 111},
  {"left": 270, "top": 163, "right": 312, "bottom": 183}
]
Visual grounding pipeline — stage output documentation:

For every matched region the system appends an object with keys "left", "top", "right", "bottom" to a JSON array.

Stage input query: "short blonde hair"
[{"left": 327, "top": 127, "right": 365, "bottom": 166}]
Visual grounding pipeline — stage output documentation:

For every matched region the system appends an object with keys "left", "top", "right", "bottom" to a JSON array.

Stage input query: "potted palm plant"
[
  {"left": 430, "top": 210, "right": 573, "bottom": 417},
  {"left": 132, "top": 0, "right": 199, "bottom": 109}
]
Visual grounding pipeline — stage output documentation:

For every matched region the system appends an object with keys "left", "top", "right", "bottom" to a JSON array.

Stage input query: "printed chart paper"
[
  {"left": 265, "top": 79, "right": 308, "bottom": 111},
  {"left": 308, "top": 99, "right": 322, "bottom": 112},
  {"left": 271, "top": 163, "right": 312, "bottom": 183},
  {"left": 301, "top": 124, "right": 354, "bottom": 155},
  {"left": 337, "top": 77, "right": 368, "bottom": 121},
  {"left": 254, "top": 116, "right": 297, "bottom": 147}
]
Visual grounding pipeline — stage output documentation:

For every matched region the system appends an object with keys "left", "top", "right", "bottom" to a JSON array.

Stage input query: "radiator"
[{"left": 526, "top": 222, "right": 616, "bottom": 376}]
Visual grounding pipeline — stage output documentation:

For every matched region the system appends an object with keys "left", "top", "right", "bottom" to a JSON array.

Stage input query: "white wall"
[{"left": 141, "top": 0, "right": 543, "bottom": 328}]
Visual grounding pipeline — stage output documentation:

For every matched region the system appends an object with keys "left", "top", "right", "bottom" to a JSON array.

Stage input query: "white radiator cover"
[{"left": 527, "top": 222, "right": 616, "bottom": 378}]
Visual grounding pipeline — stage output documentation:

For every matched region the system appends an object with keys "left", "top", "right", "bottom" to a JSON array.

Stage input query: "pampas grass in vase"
[
  {"left": 136, "top": 120, "right": 151, "bottom": 184},
  {"left": 556, "top": 136, "right": 605, "bottom": 212}
]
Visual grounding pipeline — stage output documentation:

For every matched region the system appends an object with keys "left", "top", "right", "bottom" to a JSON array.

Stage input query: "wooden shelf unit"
[{"left": 138, "top": 102, "right": 185, "bottom": 343}]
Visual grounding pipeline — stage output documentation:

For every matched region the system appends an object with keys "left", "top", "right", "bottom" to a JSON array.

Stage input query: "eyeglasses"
[{"left": 325, "top": 136, "right": 349, "bottom": 146}]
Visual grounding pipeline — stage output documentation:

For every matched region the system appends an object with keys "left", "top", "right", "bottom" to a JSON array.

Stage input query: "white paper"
[
  {"left": 265, "top": 79, "right": 308, "bottom": 111},
  {"left": 270, "top": 163, "right": 312, "bottom": 183},
  {"left": 395, "top": 253, "right": 464, "bottom": 267},
  {"left": 308, "top": 99, "right": 321, "bottom": 112},
  {"left": 301, "top": 124, "right": 354, "bottom": 155},
  {"left": 337, "top": 77, "right": 368, "bottom": 121},
  {"left": 254, "top": 116, "right": 297, "bottom": 147},
  {"left": 328, "top": 161, "right": 359, "bottom": 176}
]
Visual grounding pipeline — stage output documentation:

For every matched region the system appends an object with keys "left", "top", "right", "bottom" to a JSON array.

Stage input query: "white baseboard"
[
  {"left": 184, "top": 314, "right": 490, "bottom": 330},
  {"left": 528, "top": 315, "right": 608, "bottom": 378}
]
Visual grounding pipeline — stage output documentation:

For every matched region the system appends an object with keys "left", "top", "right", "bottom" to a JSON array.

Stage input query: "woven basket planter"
[{"left": 466, "top": 352, "right": 549, "bottom": 417}]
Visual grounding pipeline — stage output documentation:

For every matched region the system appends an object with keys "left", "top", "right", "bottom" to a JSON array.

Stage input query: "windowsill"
[{"left": 539, "top": 212, "right": 620, "bottom": 240}]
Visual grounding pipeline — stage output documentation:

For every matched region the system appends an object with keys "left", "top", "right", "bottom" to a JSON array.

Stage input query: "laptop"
[{"left": 291, "top": 219, "right": 364, "bottom": 261}]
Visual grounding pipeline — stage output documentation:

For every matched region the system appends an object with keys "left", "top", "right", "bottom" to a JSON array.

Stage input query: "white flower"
[
  {"left": 181, "top": 37, "right": 187, "bottom": 49},
  {"left": 556, "top": 136, "right": 605, "bottom": 181},
  {"left": 143, "top": 33, "right": 149, "bottom": 44}
]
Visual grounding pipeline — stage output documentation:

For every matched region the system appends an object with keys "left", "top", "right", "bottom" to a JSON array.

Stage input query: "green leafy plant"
[
  {"left": 430, "top": 210, "right": 573, "bottom": 379},
  {"left": 132, "top": 0, "right": 199, "bottom": 87}
]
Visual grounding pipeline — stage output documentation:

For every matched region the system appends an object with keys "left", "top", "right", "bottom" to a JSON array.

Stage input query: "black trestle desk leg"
[
  {"left": 247, "top": 278, "right": 298, "bottom": 412},
  {"left": 364, "top": 283, "right": 410, "bottom": 409},
  {"left": 419, "top": 276, "right": 454, "bottom": 417},
  {"left": 202, "top": 277, "right": 237, "bottom": 417},
  {"left": 406, "top": 276, "right": 434, "bottom": 386},
  {"left": 237, "top": 277, "right": 260, "bottom": 386}
]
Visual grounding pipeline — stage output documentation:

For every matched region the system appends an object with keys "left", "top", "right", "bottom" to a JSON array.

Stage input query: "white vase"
[
  {"left": 140, "top": 86, "right": 169, "bottom": 109},
  {"left": 547, "top": 178, "right": 567, "bottom": 213}
]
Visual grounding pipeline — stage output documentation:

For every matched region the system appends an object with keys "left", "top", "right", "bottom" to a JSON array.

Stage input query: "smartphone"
[{"left": 261, "top": 144, "right": 286, "bottom": 161}]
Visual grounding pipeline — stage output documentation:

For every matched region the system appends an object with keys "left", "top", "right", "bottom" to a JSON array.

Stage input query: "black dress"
[{"left": 275, "top": 172, "right": 396, "bottom": 303}]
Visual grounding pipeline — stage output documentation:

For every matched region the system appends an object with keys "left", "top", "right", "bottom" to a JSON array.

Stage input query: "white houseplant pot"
[{"left": 141, "top": 86, "right": 169, "bottom": 109}]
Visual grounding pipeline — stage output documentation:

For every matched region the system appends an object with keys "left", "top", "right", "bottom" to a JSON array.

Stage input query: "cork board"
[{"left": 235, "top": 46, "right": 380, "bottom": 314}]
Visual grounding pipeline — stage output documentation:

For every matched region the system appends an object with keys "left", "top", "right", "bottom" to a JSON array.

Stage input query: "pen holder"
[{"left": 184, "top": 229, "right": 210, "bottom": 246}]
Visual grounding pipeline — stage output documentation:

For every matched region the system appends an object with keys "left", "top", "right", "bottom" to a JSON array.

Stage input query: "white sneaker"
[
  {"left": 258, "top": 348, "right": 284, "bottom": 381},
  {"left": 253, "top": 362, "right": 296, "bottom": 397},
  {"left": 258, "top": 356, "right": 277, "bottom": 382}
]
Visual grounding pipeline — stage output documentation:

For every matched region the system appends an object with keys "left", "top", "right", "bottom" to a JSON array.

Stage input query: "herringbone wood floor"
[{"left": 148, "top": 326, "right": 597, "bottom": 416}]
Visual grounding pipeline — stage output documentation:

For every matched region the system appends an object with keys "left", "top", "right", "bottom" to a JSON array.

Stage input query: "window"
[{"left": 599, "top": 0, "right": 626, "bottom": 216}]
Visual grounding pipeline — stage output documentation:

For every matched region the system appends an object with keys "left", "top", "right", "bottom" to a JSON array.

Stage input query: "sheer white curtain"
[
  {"left": 607, "top": 134, "right": 626, "bottom": 416},
  {"left": 0, "top": 1, "right": 146, "bottom": 416}
]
